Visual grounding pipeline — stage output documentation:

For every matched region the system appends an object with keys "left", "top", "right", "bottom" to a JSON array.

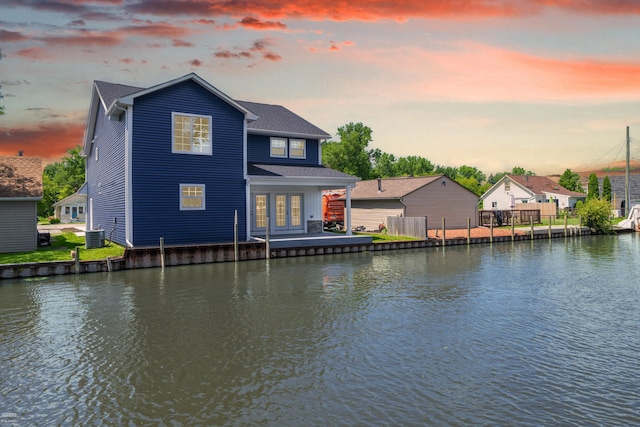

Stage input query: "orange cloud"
[
  {"left": 389, "top": 42, "right": 640, "bottom": 102},
  {"left": 121, "top": 0, "right": 640, "bottom": 22},
  {"left": 239, "top": 17, "right": 287, "bottom": 30},
  {"left": 0, "top": 122, "right": 85, "bottom": 164},
  {"left": 13, "top": 47, "right": 50, "bottom": 60}
]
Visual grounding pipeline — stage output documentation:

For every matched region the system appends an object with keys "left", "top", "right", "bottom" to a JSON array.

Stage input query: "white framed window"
[
  {"left": 172, "top": 113, "right": 212, "bottom": 155},
  {"left": 504, "top": 179, "right": 510, "bottom": 191},
  {"left": 270, "top": 137, "right": 287, "bottom": 158},
  {"left": 491, "top": 201, "right": 497, "bottom": 208},
  {"left": 79, "top": 206, "right": 84, "bottom": 214},
  {"left": 289, "top": 139, "right": 306, "bottom": 158},
  {"left": 180, "top": 184, "right": 205, "bottom": 210}
]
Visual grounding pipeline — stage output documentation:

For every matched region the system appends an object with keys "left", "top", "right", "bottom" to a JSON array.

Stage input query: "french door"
[
  {"left": 252, "top": 193, "right": 303, "bottom": 233},
  {"left": 275, "top": 193, "right": 302, "bottom": 232}
]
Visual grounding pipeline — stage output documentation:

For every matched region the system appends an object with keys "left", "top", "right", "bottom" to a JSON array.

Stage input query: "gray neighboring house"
[
  {"left": 53, "top": 182, "right": 87, "bottom": 223},
  {"left": 349, "top": 175, "right": 480, "bottom": 231},
  {"left": 0, "top": 155, "right": 43, "bottom": 253}
]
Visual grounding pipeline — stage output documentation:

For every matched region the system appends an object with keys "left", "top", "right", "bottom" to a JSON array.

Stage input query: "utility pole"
[{"left": 625, "top": 125, "right": 630, "bottom": 217}]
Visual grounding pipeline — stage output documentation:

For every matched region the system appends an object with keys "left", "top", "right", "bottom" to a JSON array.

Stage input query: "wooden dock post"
[
  {"left": 442, "top": 218, "right": 446, "bottom": 246},
  {"left": 265, "top": 216, "right": 270, "bottom": 260},
  {"left": 530, "top": 218, "right": 534, "bottom": 240},
  {"left": 467, "top": 217, "right": 471, "bottom": 245},
  {"left": 234, "top": 210, "right": 238, "bottom": 262},
  {"left": 160, "top": 237, "right": 165, "bottom": 269}
]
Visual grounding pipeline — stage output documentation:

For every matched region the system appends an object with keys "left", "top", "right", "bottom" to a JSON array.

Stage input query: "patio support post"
[{"left": 346, "top": 186, "right": 353, "bottom": 235}]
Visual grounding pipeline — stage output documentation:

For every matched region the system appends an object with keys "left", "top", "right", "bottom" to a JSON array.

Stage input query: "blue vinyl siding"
[
  {"left": 247, "top": 134, "right": 320, "bottom": 165},
  {"left": 86, "top": 107, "right": 127, "bottom": 246},
  {"left": 129, "top": 80, "right": 246, "bottom": 246}
]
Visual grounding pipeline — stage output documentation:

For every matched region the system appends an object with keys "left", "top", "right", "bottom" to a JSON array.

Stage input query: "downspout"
[
  {"left": 244, "top": 119, "right": 251, "bottom": 241},
  {"left": 125, "top": 105, "right": 134, "bottom": 248}
]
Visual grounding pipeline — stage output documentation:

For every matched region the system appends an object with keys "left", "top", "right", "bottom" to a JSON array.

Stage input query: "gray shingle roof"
[
  {"left": 237, "top": 101, "right": 331, "bottom": 139},
  {"left": 94, "top": 81, "right": 142, "bottom": 110},
  {"left": 248, "top": 163, "right": 356, "bottom": 179},
  {"left": 93, "top": 81, "right": 331, "bottom": 139},
  {"left": 350, "top": 176, "right": 443, "bottom": 200},
  {"left": 0, "top": 156, "right": 43, "bottom": 198}
]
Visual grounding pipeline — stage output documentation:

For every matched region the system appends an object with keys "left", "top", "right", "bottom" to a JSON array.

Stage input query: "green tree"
[
  {"left": 394, "top": 155, "right": 434, "bottom": 177},
  {"left": 434, "top": 165, "right": 459, "bottom": 180},
  {"left": 0, "top": 49, "right": 5, "bottom": 116},
  {"left": 577, "top": 198, "right": 612, "bottom": 234},
  {"left": 587, "top": 173, "right": 599, "bottom": 200},
  {"left": 322, "top": 122, "right": 373, "bottom": 179},
  {"left": 370, "top": 149, "right": 396, "bottom": 178},
  {"left": 602, "top": 176, "right": 612, "bottom": 203},
  {"left": 558, "top": 168, "right": 583, "bottom": 192},
  {"left": 39, "top": 145, "right": 85, "bottom": 217},
  {"left": 511, "top": 166, "right": 535, "bottom": 176}
]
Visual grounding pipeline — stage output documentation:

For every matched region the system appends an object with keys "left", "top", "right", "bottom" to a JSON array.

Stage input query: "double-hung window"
[
  {"left": 172, "top": 113, "right": 212, "bottom": 155},
  {"left": 270, "top": 137, "right": 287, "bottom": 158},
  {"left": 289, "top": 139, "right": 306, "bottom": 158},
  {"left": 270, "top": 137, "right": 306, "bottom": 159},
  {"left": 180, "top": 184, "right": 205, "bottom": 210}
]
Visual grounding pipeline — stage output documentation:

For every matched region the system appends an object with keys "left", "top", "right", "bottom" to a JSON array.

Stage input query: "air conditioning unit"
[{"left": 85, "top": 229, "right": 105, "bottom": 249}]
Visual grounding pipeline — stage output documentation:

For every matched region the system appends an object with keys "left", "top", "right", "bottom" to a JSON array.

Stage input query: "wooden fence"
[{"left": 386, "top": 216, "right": 427, "bottom": 239}]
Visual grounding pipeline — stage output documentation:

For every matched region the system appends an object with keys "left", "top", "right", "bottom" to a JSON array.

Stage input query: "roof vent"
[{"left": 377, "top": 177, "right": 382, "bottom": 192}]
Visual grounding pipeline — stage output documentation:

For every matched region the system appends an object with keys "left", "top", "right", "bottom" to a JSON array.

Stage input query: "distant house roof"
[
  {"left": 0, "top": 156, "right": 43, "bottom": 199},
  {"left": 350, "top": 176, "right": 444, "bottom": 200},
  {"left": 237, "top": 101, "right": 331, "bottom": 139},
  {"left": 53, "top": 182, "right": 87, "bottom": 207},
  {"left": 507, "top": 175, "right": 585, "bottom": 197}
]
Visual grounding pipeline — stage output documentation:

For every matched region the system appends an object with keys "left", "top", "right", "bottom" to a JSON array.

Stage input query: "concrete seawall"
[{"left": 0, "top": 229, "right": 593, "bottom": 280}]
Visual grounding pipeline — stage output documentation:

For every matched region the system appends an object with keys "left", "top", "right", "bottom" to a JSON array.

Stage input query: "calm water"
[{"left": 1, "top": 235, "right": 639, "bottom": 426}]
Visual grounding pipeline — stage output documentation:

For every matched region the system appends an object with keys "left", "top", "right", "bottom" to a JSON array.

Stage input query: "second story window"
[
  {"left": 270, "top": 137, "right": 287, "bottom": 158},
  {"left": 289, "top": 139, "right": 306, "bottom": 158},
  {"left": 270, "top": 137, "right": 306, "bottom": 159},
  {"left": 504, "top": 179, "right": 510, "bottom": 192},
  {"left": 172, "top": 113, "right": 212, "bottom": 155}
]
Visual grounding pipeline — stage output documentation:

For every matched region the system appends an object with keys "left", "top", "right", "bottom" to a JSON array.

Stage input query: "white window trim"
[
  {"left": 172, "top": 112, "right": 213, "bottom": 156},
  {"left": 270, "top": 137, "right": 288, "bottom": 158},
  {"left": 289, "top": 138, "right": 306, "bottom": 159},
  {"left": 180, "top": 184, "right": 206, "bottom": 211}
]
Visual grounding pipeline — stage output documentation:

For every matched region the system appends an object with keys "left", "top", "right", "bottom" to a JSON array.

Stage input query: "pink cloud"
[
  {"left": 172, "top": 39, "right": 194, "bottom": 47},
  {"left": 0, "top": 29, "right": 29, "bottom": 42}
]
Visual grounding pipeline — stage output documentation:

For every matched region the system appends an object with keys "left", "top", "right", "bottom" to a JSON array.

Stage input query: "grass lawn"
[
  {"left": 0, "top": 232, "right": 125, "bottom": 265},
  {"left": 354, "top": 231, "right": 420, "bottom": 242}
]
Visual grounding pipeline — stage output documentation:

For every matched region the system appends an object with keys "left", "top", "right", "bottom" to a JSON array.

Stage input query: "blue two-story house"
[{"left": 81, "top": 73, "right": 358, "bottom": 247}]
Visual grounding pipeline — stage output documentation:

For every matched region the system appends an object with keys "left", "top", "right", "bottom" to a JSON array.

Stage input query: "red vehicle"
[{"left": 322, "top": 191, "right": 345, "bottom": 229}]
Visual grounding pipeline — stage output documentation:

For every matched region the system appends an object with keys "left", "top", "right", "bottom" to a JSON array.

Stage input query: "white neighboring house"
[
  {"left": 481, "top": 175, "right": 586, "bottom": 210},
  {"left": 54, "top": 182, "right": 87, "bottom": 223}
]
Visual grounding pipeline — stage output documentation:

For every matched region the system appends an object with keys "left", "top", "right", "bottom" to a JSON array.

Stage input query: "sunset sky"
[{"left": 2, "top": 0, "right": 640, "bottom": 175}]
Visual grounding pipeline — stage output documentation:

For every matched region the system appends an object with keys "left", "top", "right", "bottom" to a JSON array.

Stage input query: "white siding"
[{"left": 0, "top": 201, "right": 38, "bottom": 253}]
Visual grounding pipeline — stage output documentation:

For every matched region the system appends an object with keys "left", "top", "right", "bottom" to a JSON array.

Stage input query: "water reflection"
[{"left": 1, "top": 235, "right": 639, "bottom": 425}]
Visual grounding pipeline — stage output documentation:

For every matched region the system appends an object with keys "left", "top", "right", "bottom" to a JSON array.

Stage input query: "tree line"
[{"left": 322, "top": 122, "right": 537, "bottom": 196}]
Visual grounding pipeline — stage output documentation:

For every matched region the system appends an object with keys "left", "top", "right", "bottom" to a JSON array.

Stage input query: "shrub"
[
  {"left": 577, "top": 198, "right": 612, "bottom": 234},
  {"left": 50, "top": 218, "right": 61, "bottom": 224}
]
